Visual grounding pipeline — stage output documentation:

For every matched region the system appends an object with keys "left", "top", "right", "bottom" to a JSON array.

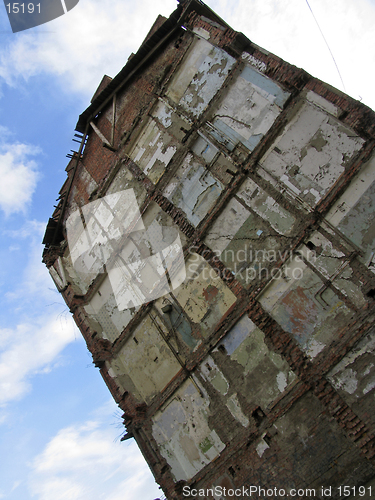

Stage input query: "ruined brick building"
[{"left": 43, "top": 0, "right": 375, "bottom": 498}]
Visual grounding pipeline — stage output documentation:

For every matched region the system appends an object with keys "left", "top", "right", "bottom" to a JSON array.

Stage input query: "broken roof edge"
[
  {"left": 75, "top": 0, "right": 233, "bottom": 134},
  {"left": 90, "top": 75, "right": 113, "bottom": 104}
]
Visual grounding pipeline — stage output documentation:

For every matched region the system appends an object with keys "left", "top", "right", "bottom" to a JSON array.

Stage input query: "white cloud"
[
  {"left": 211, "top": 0, "right": 375, "bottom": 110},
  {"left": 1, "top": 0, "right": 374, "bottom": 110},
  {"left": 30, "top": 414, "right": 162, "bottom": 500},
  {"left": 4, "top": 220, "right": 63, "bottom": 303},
  {"left": 0, "top": 139, "right": 40, "bottom": 215},
  {"left": 0, "top": 0, "right": 177, "bottom": 97},
  {"left": 1, "top": 0, "right": 374, "bottom": 112},
  {"left": 0, "top": 219, "right": 78, "bottom": 406},
  {"left": 0, "top": 315, "right": 78, "bottom": 406},
  {"left": 6, "top": 218, "right": 45, "bottom": 239}
]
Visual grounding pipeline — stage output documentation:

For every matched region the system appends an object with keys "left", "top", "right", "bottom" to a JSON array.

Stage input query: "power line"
[{"left": 305, "top": 0, "right": 346, "bottom": 92}]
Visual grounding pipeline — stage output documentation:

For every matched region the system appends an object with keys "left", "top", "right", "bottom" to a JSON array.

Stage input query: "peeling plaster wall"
[
  {"left": 43, "top": 5, "right": 375, "bottom": 499},
  {"left": 109, "top": 314, "right": 181, "bottom": 404},
  {"left": 237, "top": 178, "right": 296, "bottom": 236},
  {"left": 151, "top": 98, "right": 192, "bottom": 142},
  {"left": 259, "top": 96, "right": 364, "bottom": 208},
  {"left": 298, "top": 230, "right": 368, "bottom": 310},
  {"left": 336, "top": 173, "right": 375, "bottom": 269},
  {"left": 129, "top": 117, "right": 177, "bottom": 184},
  {"left": 173, "top": 254, "right": 237, "bottom": 336},
  {"left": 328, "top": 329, "right": 375, "bottom": 428},
  {"left": 163, "top": 152, "right": 223, "bottom": 227},
  {"left": 210, "top": 65, "right": 290, "bottom": 152},
  {"left": 213, "top": 315, "right": 296, "bottom": 409},
  {"left": 166, "top": 37, "right": 236, "bottom": 118},
  {"left": 153, "top": 294, "right": 200, "bottom": 352},
  {"left": 84, "top": 276, "right": 140, "bottom": 342},
  {"left": 152, "top": 379, "right": 225, "bottom": 481},
  {"left": 204, "top": 177, "right": 298, "bottom": 287},
  {"left": 106, "top": 163, "right": 148, "bottom": 203},
  {"left": 259, "top": 259, "right": 354, "bottom": 359}
]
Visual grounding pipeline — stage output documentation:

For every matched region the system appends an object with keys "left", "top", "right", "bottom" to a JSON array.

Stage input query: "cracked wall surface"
[{"left": 43, "top": 2, "right": 375, "bottom": 499}]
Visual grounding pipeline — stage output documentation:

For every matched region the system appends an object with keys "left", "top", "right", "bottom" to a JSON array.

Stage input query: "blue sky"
[{"left": 0, "top": 0, "right": 374, "bottom": 499}]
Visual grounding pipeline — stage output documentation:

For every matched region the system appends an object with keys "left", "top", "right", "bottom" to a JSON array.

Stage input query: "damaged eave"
[
  {"left": 75, "top": 2, "right": 185, "bottom": 134},
  {"left": 75, "top": 0, "right": 236, "bottom": 135}
]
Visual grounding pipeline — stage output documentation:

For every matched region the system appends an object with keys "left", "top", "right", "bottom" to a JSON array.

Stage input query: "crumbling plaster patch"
[
  {"left": 164, "top": 152, "right": 223, "bottom": 227},
  {"left": 129, "top": 118, "right": 177, "bottom": 184},
  {"left": 152, "top": 379, "right": 225, "bottom": 481},
  {"left": 259, "top": 98, "right": 364, "bottom": 207},
  {"left": 237, "top": 177, "right": 296, "bottom": 236},
  {"left": 211, "top": 65, "right": 290, "bottom": 152},
  {"left": 174, "top": 253, "right": 237, "bottom": 334},
  {"left": 166, "top": 37, "right": 235, "bottom": 118},
  {"left": 259, "top": 259, "right": 353, "bottom": 358},
  {"left": 215, "top": 315, "right": 296, "bottom": 409},
  {"left": 110, "top": 315, "right": 181, "bottom": 404},
  {"left": 328, "top": 330, "right": 375, "bottom": 400}
]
